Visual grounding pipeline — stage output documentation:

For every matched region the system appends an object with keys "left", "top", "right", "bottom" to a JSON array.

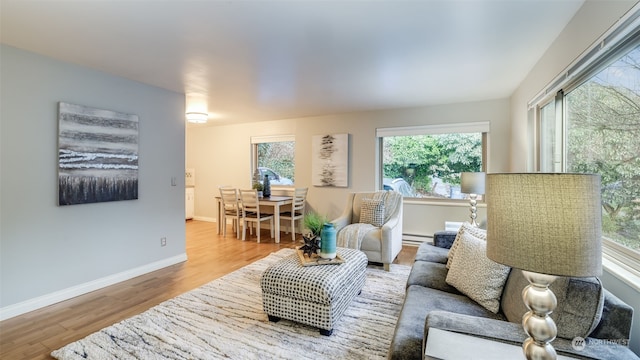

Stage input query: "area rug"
[{"left": 51, "top": 249, "right": 410, "bottom": 360}]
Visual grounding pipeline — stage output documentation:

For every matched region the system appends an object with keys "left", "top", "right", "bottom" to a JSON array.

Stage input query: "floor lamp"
[
  {"left": 461, "top": 172, "right": 485, "bottom": 227},
  {"left": 485, "top": 173, "right": 602, "bottom": 360}
]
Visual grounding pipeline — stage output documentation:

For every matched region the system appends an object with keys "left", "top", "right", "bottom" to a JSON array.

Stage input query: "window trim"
[
  {"left": 376, "top": 121, "right": 490, "bottom": 137},
  {"left": 529, "top": 2, "right": 640, "bottom": 286}
]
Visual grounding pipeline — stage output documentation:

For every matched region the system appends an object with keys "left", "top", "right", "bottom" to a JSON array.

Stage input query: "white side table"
[{"left": 425, "top": 328, "right": 578, "bottom": 360}]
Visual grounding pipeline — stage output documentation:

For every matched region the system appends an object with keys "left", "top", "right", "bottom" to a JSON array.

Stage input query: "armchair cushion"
[{"left": 360, "top": 198, "right": 385, "bottom": 226}]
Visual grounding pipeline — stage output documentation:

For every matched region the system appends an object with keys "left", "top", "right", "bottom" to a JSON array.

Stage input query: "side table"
[{"left": 425, "top": 328, "right": 578, "bottom": 360}]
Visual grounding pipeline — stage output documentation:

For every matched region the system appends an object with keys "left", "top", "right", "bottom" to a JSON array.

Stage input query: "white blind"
[
  {"left": 250, "top": 135, "right": 295, "bottom": 144},
  {"left": 376, "top": 122, "right": 490, "bottom": 137}
]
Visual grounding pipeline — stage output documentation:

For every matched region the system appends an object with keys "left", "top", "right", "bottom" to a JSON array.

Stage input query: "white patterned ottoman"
[{"left": 260, "top": 247, "right": 368, "bottom": 335}]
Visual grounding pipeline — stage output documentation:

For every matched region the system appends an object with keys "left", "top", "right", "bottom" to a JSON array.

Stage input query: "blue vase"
[{"left": 320, "top": 222, "right": 337, "bottom": 259}]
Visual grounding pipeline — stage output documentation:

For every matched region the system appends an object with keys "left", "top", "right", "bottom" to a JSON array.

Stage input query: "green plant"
[
  {"left": 252, "top": 182, "right": 263, "bottom": 191},
  {"left": 303, "top": 212, "right": 328, "bottom": 237}
]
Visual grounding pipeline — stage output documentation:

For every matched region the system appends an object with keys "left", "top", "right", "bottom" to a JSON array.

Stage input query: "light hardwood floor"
[{"left": 0, "top": 220, "right": 418, "bottom": 359}]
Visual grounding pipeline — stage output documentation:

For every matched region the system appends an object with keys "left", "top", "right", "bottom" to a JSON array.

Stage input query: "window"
[
  {"left": 251, "top": 136, "right": 295, "bottom": 185},
  {"left": 377, "top": 123, "right": 488, "bottom": 199},
  {"left": 532, "top": 9, "right": 640, "bottom": 278}
]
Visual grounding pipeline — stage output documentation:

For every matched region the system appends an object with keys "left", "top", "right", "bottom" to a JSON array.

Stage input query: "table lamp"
[
  {"left": 485, "top": 173, "right": 602, "bottom": 360},
  {"left": 461, "top": 172, "right": 485, "bottom": 227}
]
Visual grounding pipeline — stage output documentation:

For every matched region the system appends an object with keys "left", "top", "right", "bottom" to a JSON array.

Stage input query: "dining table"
[{"left": 215, "top": 195, "right": 293, "bottom": 243}]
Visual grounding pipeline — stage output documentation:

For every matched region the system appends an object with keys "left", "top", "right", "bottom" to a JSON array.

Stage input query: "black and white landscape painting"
[
  {"left": 312, "top": 133, "right": 348, "bottom": 187},
  {"left": 58, "top": 102, "right": 139, "bottom": 205}
]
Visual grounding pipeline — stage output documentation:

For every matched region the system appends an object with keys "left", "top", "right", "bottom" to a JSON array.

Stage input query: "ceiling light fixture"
[{"left": 186, "top": 112, "right": 208, "bottom": 124}]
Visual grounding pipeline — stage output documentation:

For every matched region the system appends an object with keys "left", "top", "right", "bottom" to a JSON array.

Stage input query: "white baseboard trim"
[
  {"left": 0, "top": 253, "right": 188, "bottom": 321},
  {"left": 192, "top": 216, "right": 216, "bottom": 222}
]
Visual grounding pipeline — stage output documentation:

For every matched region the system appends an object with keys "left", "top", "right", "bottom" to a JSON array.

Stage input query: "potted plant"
[
  {"left": 303, "top": 212, "right": 328, "bottom": 238},
  {"left": 299, "top": 212, "right": 328, "bottom": 257},
  {"left": 252, "top": 182, "right": 264, "bottom": 197}
]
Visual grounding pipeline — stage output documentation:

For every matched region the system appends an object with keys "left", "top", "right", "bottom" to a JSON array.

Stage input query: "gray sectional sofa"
[{"left": 388, "top": 232, "right": 638, "bottom": 360}]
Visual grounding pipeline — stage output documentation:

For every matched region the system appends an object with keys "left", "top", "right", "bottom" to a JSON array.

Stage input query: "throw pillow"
[
  {"left": 360, "top": 198, "right": 385, "bottom": 227},
  {"left": 501, "top": 270, "right": 604, "bottom": 339},
  {"left": 446, "top": 222, "right": 487, "bottom": 269},
  {"left": 446, "top": 232, "right": 511, "bottom": 313}
]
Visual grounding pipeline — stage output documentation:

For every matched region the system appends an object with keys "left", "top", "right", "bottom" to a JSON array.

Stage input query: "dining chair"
[
  {"left": 239, "top": 189, "right": 274, "bottom": 243},
  {"left": 280, "top": 187, "right": 308, "bottom": 242},
  {"left": 219, "top": 187, "right": 242, "bottom": 239}
]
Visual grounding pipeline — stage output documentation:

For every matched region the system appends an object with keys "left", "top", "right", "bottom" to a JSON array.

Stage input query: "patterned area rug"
[{"left": 51, "top": 249, "right": 410, "bottom": 360}]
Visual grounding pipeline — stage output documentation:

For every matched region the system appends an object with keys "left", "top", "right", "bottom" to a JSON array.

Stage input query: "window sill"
[
  {"left": 403, "top": 198, "right": 486, "bottom": 208},
  {"left": 603, "top": 255, "right": 640, "bottom": 293}
]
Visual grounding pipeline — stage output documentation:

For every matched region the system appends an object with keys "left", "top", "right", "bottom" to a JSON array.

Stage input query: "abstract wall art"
[
  {"left": 58, "top": 102, "right": 139, "bottom": 205},
  {"left": 312, "top": 133, "right": 349, "bottom": 187}
]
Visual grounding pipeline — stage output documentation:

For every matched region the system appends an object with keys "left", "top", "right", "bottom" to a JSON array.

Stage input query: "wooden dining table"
[{"left": 215, "top": 195, "right": 293, "bottom": 243}]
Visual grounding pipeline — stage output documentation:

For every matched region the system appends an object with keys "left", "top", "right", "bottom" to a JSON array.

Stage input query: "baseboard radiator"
[{"left": 402, "top": 233, "right": 433, "bottom": 247}]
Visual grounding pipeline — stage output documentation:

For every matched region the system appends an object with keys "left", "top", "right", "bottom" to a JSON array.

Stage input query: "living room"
[{"left": 1, "top": 0, "right": 639, "bottom": 358}]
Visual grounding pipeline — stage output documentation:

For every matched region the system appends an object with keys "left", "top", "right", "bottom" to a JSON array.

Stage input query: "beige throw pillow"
[
  {"left": 446, "top": 222, "right": 487, "bottom": 269},
  {"left": 446, "top": 232, "right": 511, "bottom": 313},
  {"left": 360, "top": 198, "right": 385, "bottom": 227}
]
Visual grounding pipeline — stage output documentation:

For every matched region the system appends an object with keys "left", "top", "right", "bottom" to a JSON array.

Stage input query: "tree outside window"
[
  {"left": 381, "top": 132, "right": 483, "bottom": 199},
  {"left": 564, "top": 45, "right": 640, "bottom": 251}
]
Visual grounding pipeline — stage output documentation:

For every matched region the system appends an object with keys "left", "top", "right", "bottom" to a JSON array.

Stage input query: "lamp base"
[
  {"left": 468, "top": 194, "right": 479, "bottom": 227},
  {"left": 521, "top": 270, "right": 558, "bottom": 360}
]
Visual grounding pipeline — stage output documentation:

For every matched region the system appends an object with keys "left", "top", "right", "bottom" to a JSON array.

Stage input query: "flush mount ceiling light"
[{"left": 185, "top": 112, "right": 208, "bottom": 124}]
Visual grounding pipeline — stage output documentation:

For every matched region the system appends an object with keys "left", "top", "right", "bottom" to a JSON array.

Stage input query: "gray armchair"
[{"left": 332, "top": 191, "right": 403, "bottom": 271}]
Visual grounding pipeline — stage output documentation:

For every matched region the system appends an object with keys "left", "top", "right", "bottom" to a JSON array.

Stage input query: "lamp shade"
[
  {"left": 461, "top": 172, "right": 485, "bottom": 195},
  {"left": 485, "top": 173, "right": 602, "bottom": 277}
]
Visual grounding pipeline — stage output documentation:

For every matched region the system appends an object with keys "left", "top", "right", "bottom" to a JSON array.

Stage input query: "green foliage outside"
[
  {"left": 382, "top": 133, "right": 482, "bottom": 197},
  {"left": 565, "top": 47, "right": 640, "bottom": 251},
  {"left": 257, "top": 142, "right": 295, "bottom": 181}
]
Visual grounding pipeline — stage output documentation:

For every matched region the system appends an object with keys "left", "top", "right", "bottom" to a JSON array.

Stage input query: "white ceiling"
[{"left": 1, "top": 0, "right": 584, "bottom": 125}]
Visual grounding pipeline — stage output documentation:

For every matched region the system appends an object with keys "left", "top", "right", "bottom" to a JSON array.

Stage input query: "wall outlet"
[{"left": 160, "top": 237, "right": 167, "bottom": 247}]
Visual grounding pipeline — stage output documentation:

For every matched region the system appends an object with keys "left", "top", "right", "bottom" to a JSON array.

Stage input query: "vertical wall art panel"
[
  {"left": 312, "top": 133, "right": 349, "bottom": 187},
  {"left": 58, "top": 102, "right": 139, "bottom": 205}
]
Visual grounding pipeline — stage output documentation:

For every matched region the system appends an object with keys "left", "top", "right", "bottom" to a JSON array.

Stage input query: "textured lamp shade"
[
  {"left": 486, "top": 173, "right": 602, "bottom": 278},
  {"left": 461, "top": 172, "right": 486, "bottom": 195}
]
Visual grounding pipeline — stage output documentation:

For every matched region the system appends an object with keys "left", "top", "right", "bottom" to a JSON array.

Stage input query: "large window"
[
  {"left": 377, "top": 123, "right": 488, "bottom": 199},
  {"left": 533, "top": 21, "right": 640, "bottom": 275},
  {"left": 251, "top": 136, "right": 295, "bottom": 185}
]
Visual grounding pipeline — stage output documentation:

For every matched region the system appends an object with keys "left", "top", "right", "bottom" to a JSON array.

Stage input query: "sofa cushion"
[
  {"left": 414, "top": 242, "right": 449, "bottom": 263},
  {"left": 446, "top": 232, "right": 511, "bottom": 313},
  {"left": 388, "top": 285, "right": 505, "bottom": 360},
  {"left": 406, "top": 260, "right": 461, "bottom": 294},
  {"left": 501, "top": 269, "right": 605, "bottom": 340},
  {"left": 446, "top": 222, "right": 487, "bottom": 269},
  {"left": 360, "top": 198, "right": 385, "bottom": 226}
]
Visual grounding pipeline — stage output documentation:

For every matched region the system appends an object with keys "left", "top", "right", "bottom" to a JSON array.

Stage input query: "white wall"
[
  {"left": 187, "top": 98, "right": 508, "bottom": 238},
  {"left": 0, "top": 45, "right": 187, "bottom": 319},
  {"left": 510, "top": 0, "right": 640, "bottom": 354}
]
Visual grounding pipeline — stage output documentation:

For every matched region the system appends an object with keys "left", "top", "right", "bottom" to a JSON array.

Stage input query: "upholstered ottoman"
[{"left": 260, "top": 247, "right": 368, "bottom": 335}]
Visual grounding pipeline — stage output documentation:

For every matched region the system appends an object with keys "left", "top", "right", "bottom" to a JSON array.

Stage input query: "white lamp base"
[{"left": 521, "top": 270, "right": 558, "bottom": 360}]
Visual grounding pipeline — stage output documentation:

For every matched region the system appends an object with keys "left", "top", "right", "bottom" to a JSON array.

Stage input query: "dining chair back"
[
  {"left": 280, "top": 187, "right": 308, "bottom": 242},
  {"left": 219, "top": 187, "right": 241, "bottom": 238},
  {"left": 239, "top": 189, "right": 274, "bottom": 243}
]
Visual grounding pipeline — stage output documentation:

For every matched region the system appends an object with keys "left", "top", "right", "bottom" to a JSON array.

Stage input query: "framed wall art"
[
  {"left": 58, "top": 102, "right": 139, "bottom": 205},
  {"left": 312, "top": 133, "right": 349, "bottom": 187}
]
